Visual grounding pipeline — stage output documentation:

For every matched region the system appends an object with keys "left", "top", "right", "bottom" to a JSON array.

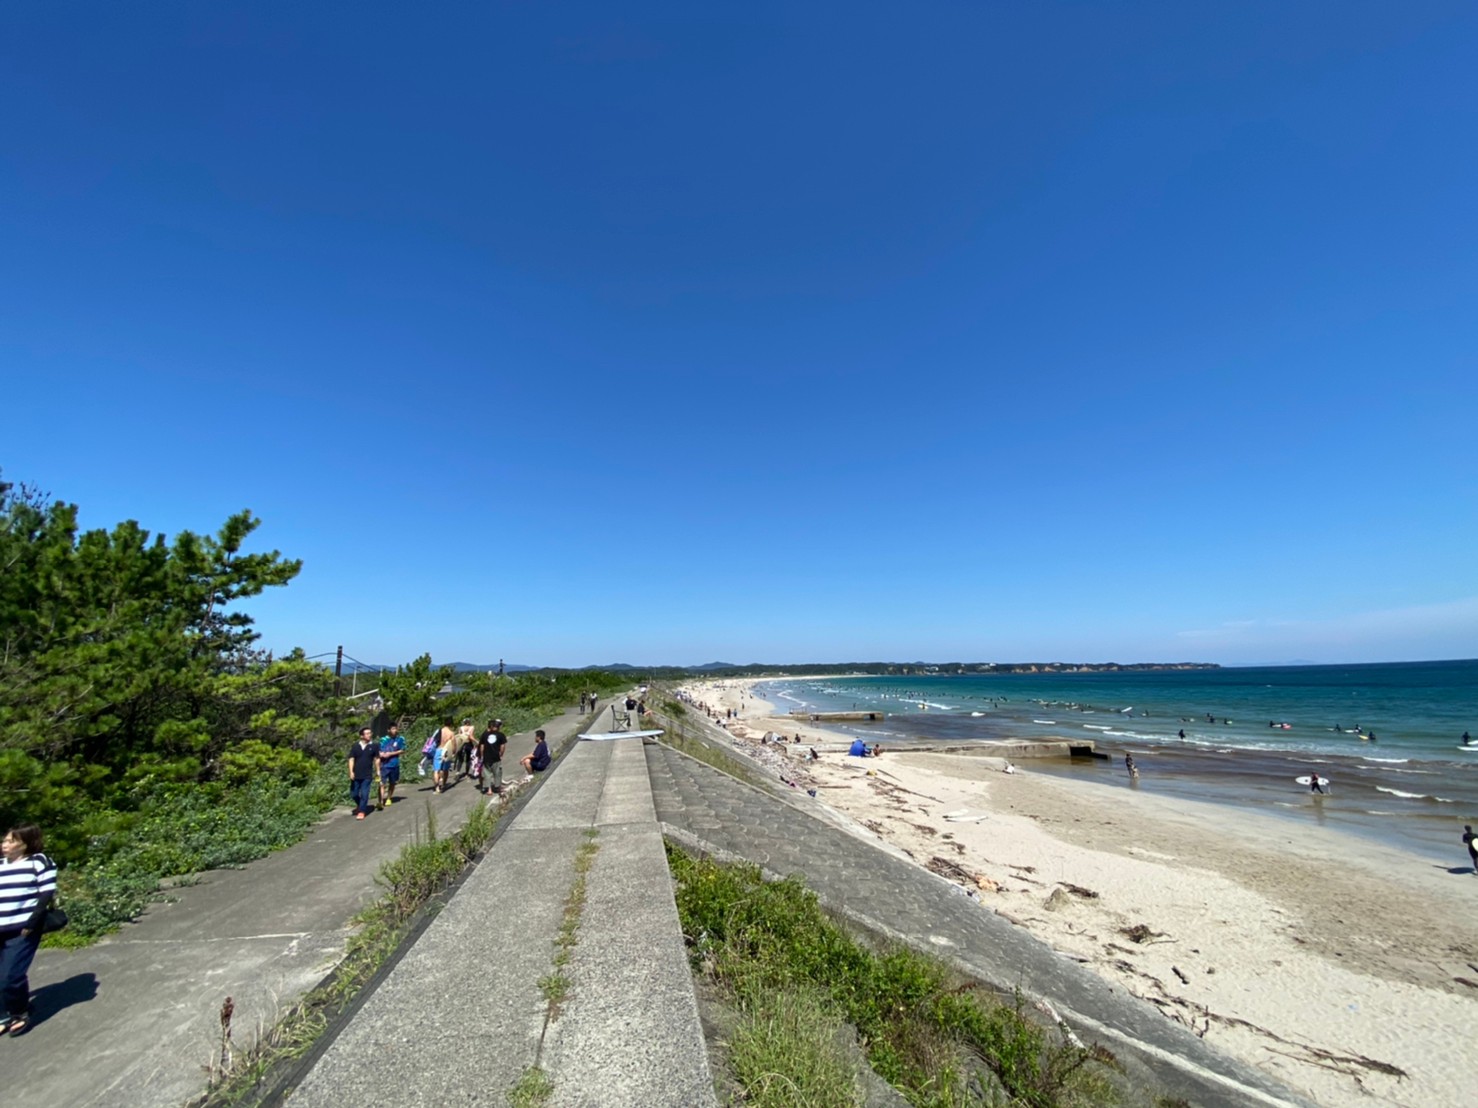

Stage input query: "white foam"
[
  {"left": 1361, "top": 757, "right": 1409, "bottom": 764},
  {"left": 1374, "top": 786, "right": 1450, "bottom": 801}
]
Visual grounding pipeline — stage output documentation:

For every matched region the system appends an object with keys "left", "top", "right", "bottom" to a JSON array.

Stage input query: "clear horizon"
[{"left": 6, "top": 3, "right": 1475, "bottom": 669}]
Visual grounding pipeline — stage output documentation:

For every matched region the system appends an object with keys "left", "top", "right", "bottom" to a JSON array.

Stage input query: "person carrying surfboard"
[
  {"left": 1463, "top": 825, "right": 1478, "bottom": 873},
  {"left": 1309, "top": 776, "right": 1325, "bottom": 794}
]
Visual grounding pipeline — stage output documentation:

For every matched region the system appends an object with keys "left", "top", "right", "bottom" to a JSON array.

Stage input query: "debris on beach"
[
  {"left": 1119, "top": 923, "right": 1166, "bottom": 944},
  {"left": 1058, "top": 882, "right": 1100, "bottom": 900},
  {"left": 925, "top": 855, "right": 996, "bottom": 893}
]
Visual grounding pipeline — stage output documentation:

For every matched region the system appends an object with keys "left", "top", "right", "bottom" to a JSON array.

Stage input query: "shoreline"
[{"left": 676, "top": 677, "right": 1478, "bottom": 1108}]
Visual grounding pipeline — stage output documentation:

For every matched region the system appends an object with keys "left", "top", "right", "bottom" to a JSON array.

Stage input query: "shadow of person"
[
  {"left": 28, "top": 972, "right": 100, "bottom": 1024},
  {"left": 1433, "top": 864, "right": 1475, "bottom": 875}
]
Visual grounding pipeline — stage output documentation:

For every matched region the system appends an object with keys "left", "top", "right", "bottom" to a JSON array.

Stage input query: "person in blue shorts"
[{"left": 377, "top": 723, "right": 405, "bottom": 809}]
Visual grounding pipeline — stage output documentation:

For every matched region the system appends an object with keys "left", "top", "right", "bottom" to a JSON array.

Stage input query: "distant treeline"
[{"left": 520, "top": 661, "right": 1221, "bottom": 680}]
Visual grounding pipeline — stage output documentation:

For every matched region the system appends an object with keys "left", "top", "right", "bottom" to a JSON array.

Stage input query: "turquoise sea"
[{"left": 756, "top": 660, "right": 1478, "bottom": 861}]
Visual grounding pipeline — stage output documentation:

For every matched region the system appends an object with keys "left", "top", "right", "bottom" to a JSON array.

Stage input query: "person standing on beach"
[
  {"left": 348, "top": 727, "right": 378, "bottom": 820},
  {"left": 1463, "top": 825, "right": 1478, "bottom": 873},
  {"left": 1125, "top": 753, "right": 1138, "bottom": 778}
]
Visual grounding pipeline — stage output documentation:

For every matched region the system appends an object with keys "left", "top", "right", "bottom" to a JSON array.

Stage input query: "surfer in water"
[
  {"left": 1309, "top": 776, "right": 1325, "bottom": 795},
  {"left": 1463, "top": 731, "right": 1472, "bottom": 746},
  {"left": 1125, "top": 753, "right": 1138, "bottom": 778}
]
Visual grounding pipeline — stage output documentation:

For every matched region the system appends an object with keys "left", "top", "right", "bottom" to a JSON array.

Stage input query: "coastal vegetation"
[
  {"left": 667, "top": 844, "right": 1116, "bottom": 1107},
  {"left": 0, "top": 471, "right": 625, "bottom": 941}
]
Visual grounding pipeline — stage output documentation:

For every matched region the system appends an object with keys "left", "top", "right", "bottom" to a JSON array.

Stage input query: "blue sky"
[{"left": 4, "top": 1, "right": 1475, "bottom": 668}]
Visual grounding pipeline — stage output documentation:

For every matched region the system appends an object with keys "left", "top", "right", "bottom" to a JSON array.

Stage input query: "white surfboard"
[{"left": 1295, "top": 775, "right": 1330, "bottom": 787}]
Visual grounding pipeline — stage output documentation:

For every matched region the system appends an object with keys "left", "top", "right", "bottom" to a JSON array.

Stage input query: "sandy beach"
[{"left": 676, "top": 678, "right": 1478, "bottom": 1108}]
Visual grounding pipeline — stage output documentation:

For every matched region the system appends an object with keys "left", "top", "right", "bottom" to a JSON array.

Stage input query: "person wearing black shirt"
[
  {"left": 347, "top": 728, "right": 378, "bottom": 820},
  {"left": 480, "top": 719, "right": 508, "bottom": 796}
]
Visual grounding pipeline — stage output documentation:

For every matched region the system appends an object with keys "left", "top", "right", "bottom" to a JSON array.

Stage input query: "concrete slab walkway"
[
  {"left": 4, "top": 704, "right": 601, "bottom": 1108},
  {"left": 285, "top": 736, "right": 714, "bottom": 1108}
]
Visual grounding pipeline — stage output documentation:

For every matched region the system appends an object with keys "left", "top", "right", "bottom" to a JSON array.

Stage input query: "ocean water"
[{"left": 755, "top": 660, "right": 1478, "bottom": 860}]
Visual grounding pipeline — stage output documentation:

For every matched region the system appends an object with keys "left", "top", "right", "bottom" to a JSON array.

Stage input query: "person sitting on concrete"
[{"left": 520, "top": 729, "right": 551, "bottom": 780}]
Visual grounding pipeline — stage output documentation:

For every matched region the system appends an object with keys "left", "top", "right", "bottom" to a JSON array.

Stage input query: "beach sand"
[{"left": 677, "top": 678, "right": 1478, "bottom": 1107}]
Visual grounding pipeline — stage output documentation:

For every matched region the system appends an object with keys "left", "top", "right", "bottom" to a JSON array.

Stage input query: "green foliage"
[
  {"left": 218, "top": 741, "right": 321, "bottom": 787},
  {"left": 668, "top": 845, "right": 1114, "bottom": 1108},
  {"left": 55, "top": 764, "right": 343, "bottom": 940},
  {"left": 378, "top": 653, "right": 454, "bottom": 722},
  {"left": 0, "top": 471, "right": 345, "bottom": 876}
]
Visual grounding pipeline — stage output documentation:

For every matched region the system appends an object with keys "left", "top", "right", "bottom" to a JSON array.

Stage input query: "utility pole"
[{"left": 334, "top": 645, "right": 344, "bottom": 696}]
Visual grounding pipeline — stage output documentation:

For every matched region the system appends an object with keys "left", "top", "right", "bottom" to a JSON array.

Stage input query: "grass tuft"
[
  {"left": 729, "top": 986, "right": 859, "bottom": 1108},
  {"left": 509, "top": 1065, "right": 555, "bottom": 1107}
]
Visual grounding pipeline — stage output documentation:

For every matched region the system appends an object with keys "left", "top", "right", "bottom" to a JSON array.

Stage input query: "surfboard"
[
  {"left": 1458, "top": 746, "right": 1478, "bottom": 752},
  {"left": 1295, "top": 775, "right": 1330, "bottom": 787}
]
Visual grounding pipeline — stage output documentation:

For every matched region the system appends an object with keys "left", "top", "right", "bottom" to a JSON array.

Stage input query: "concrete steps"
[{"left": 285, "top": 737, "right": 714, "bottom": 1107}]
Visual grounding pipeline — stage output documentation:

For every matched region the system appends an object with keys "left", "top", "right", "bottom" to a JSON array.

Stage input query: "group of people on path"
[{"left": 348, "top": 718, "right": 553, "bottom": 820}]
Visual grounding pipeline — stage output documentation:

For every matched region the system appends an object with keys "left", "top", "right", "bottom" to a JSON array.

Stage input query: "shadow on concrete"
[
  {"left": 1434, "top": 864, "right": 1475, "bottom": 875},
  {"left": 30, "top": 972, "right": 100, "bottom": 1023}
]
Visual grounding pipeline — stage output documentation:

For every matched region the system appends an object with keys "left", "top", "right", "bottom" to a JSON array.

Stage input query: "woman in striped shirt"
[{"left": 0, "top": 824, "right": 58, "bottom": 1036}]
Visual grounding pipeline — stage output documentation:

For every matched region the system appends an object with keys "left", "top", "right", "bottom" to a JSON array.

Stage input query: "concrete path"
[
  {"left": 4, "top": 704, "right": 600, "bottom": 1108},
  {"left": 646, "top": 739, "right": 1317, "bottom": 1108},
  {"left": 285, "top": 736, "right": 714, "bottom": 1108}
]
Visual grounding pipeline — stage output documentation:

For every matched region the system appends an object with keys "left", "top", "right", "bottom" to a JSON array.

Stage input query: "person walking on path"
[
  {"left": 434, "top": 721, "right": 457, "bottom": 793},
  {"left": 377, "top": 724, "right": 405, "bottom": 809},
  {"left": 1464, "top": 825, "right": 1478, "bottom": 873},
  {"left": 1, "top": 824, "right": 58, "bottom": 1036},
  {"left": 520, "top": 729, "right": 551, "bottom": 780},
  {"left": 480, "top": 719, "right": 507, "bottom": 795},
  {"left": 348, "top": 728, "right": 378, "bottom": 819},
  {"left": 454, "top": 720, "right": 476, "bottom": 780}
]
